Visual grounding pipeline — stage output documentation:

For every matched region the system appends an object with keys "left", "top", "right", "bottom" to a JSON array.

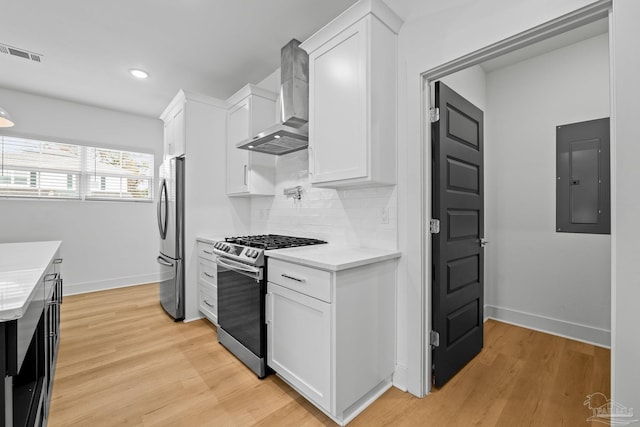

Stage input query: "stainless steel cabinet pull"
[
  {"left": 203, "top": 300, "right": 215, "bottom": 308},
  {"left": 44, "top": 273, "right": 58, "bottom": 282},
  {"left": 57, "top": 278, "right": 63, "bottom": 304},
  {"left": 204, "top": 272, "right": 215, "bottom": 278},
  {"left": 53, "top": 258, "right": 63, "bottom": 264},
  {"left": 203, "top": 250, "right": 213, "bottom": 255},
  {"left": 281, "top": 274, "right": 305, "bottom": 283},
  {"left": 243, "top": 165, "right": 248, "bottom": 186}
]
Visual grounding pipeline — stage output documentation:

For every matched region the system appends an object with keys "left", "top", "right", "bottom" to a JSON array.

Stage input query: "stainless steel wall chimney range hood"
[{"left": 237, "top": 39, "right": 309, "bottom": 155}]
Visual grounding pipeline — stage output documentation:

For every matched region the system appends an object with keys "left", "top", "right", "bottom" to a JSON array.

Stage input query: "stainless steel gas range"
[{"left": 211, "top": 234, "right": 326, "bottom": 378}]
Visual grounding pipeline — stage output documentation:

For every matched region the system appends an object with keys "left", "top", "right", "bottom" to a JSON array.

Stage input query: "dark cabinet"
[{"left": 2, "top": 255, "right": 62, "bottom": 427}]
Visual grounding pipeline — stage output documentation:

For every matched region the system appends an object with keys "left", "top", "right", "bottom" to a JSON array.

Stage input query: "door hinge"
[
  {"left": 429, "top": 107, "right": 440, "bottom": 123},
  {"left": 429, "top": 219, "right": 440, "bottom": 234},
  {"left": 430, "top": 330, "right": 440, "bottom": 348}
]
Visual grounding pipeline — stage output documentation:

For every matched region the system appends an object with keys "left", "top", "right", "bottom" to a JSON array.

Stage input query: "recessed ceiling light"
[{"left": 129, "top": 69, "right": 149, "bottom": 79}]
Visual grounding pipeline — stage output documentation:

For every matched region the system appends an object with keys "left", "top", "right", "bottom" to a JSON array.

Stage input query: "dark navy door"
[{"left": 432, "top": 81, "right": 484, "bottom": 388}]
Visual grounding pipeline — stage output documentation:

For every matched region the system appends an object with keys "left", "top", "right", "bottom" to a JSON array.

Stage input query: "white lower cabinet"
[
  {"left": 197, "top": 242, "right": 218, "bottom": 324},
  {"left": 266, "top": 257, "right": 396, "bottom": 425},
  {"left": 267, "top": 282, "right": 331, "bottom": 411}
]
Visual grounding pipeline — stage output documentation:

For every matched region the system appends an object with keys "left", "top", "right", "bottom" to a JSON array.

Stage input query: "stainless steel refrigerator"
[{"left": 156, "top": 156, "right": 185, "bottom": 320}]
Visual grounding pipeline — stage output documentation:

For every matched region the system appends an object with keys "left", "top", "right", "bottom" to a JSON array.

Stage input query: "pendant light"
[{"left": 0, "top": 106, "right": 15, "bottom": 127}]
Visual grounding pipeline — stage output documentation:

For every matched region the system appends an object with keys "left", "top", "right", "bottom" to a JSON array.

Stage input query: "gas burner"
[{"left": 225, "top": 234, "right": 327, "bottom": 250}]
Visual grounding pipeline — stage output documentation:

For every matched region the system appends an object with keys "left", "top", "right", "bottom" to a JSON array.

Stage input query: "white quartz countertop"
[
  {"left": 196, "top": 236, "right": 224, "bottom": 245},
  {"left": 0, "top": 241, "right": 62, "bottom": 322},
  {"left": 266, "top": 244, "right": 401, "bottom": 271}
]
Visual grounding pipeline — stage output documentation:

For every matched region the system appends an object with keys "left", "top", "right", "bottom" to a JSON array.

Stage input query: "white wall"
[
  {"left": 0, "top": 86, "right": 163, "bottom": 294},
  {"left": 250, "top": 71, "right": 397, "bottom": 250},
  {"left": 484, "top": 33, "right": 610, "bottom": 346},
  {"left": 387, "top": 0, "right": 600, "bottom": 396},
  {"left": 611, "top": 0, "right": 640, "bottom": 413},
  {"left": 439, "top": 65, "right": 487, "bottom": 111}
]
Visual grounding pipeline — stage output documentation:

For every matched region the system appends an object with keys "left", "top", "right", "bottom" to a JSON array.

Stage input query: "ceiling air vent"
[{"left": 0, "top": 43, "right": 43, "bottom": 63}]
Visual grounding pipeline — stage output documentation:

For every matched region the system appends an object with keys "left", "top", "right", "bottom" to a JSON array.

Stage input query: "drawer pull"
[
  {"left": 53, "top": 258, "right": 63, "bottom": 264},
  {"left": 203, "top": 250, "right": 214, "bottom": 255},
  {"left": 204, "top": 272, "right": 215, "bottom": 279},
  {"left": 281, "top": 274, "right": 305, "bottom": 284},
  {"left": 203, "top": 300, "right": 215, "bottom": 309}
]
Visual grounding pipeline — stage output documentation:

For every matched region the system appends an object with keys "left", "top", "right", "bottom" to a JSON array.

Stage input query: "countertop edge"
[
  {"left": 196, "top": 236, "right": 224, "bottom": 245},
  {"left": 266, "top": 248, "right": 401, "bottom": 272},
  {"left": 0, "top": 240, "right": 63, "bottom": 321}
]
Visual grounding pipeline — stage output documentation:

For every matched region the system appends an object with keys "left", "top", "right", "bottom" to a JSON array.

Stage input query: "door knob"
[{"left": 479, "top": 238, "right": 489, "bottom": 248}]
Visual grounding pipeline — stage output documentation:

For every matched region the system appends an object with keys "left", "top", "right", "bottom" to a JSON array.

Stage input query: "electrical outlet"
[{"left": 381, "top": 207, "right": 389, "bottom": 224}]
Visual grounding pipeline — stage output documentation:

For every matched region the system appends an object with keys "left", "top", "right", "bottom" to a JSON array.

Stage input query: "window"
[
  {"left": 0, "top": 135, "right": 154, "bottom": 201},
  {"left": 85, "top": 147, "right": 154, "bottom": 201}
]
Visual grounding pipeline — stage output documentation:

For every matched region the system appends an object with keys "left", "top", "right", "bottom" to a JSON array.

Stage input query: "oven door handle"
[{"left": 214, "top": 257, "right": 262, "bottom": 280}]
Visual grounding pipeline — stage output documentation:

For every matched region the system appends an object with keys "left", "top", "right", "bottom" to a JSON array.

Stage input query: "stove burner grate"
[{"left": 225, "top": 234, "right": 327, "bottom": 250}]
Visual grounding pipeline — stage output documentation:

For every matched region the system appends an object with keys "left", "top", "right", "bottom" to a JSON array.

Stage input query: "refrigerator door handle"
[
  {"left": 157, "top": 256, "right": 173, "bottom": 267},
  {"left": 157, "top": 179, "right": 168, "bottom": 239}
]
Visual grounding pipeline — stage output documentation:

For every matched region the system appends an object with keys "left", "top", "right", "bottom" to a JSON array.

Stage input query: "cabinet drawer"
[
  {"left": 197, "top": 241, "right": 216, "bottom": 262},
  {"left": 198, "top": 258, "right": 217, "bottom": 286},
  {"left": 199, "top": 283, "right": 217, "bottom": 323},
  {"left": 267, "top": 258, "right": 331, "bottom": 303}
]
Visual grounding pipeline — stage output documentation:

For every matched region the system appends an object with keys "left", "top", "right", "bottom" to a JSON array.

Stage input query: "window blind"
[
  {"left": 0, "top": 135, "right": 154, "bottom": 201},
  {"left": 85, "top": 147, "right": 154, "bottom": 201},
  {"left": 0, "top": 136, "right": 81, "bottom": 198}
]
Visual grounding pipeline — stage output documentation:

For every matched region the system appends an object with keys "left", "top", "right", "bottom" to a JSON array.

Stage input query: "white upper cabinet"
[
  {"left": 300, "top": 0, "right": 403, "bottom": 188},
  {"left": 226, "top": 84, "right": 278, "bottom": 196},
  {"left": 161, "top": 96, "right": 185, "bottom": 158}
]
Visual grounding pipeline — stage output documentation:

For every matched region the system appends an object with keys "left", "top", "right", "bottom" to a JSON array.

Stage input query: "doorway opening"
[{"left": 422, "top": 4, "right": 612, "bottom": 391}]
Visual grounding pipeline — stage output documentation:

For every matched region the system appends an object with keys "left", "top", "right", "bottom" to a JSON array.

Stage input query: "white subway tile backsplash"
[{"left": 249, "top": 150, "right": 397, "bottom": 250}]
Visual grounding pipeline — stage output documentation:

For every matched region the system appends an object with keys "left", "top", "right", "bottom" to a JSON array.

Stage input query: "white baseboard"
[
  {"left": 485, "top": 304, "right": 610, "bottom": 348},
  {"left": 392, "top": 364, "right": 408, "bottom": 391},
  {"left": 64, "top": 273, "right": 161, "bottom": 296}
]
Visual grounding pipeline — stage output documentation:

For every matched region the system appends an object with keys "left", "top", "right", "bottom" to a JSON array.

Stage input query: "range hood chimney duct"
[
  {"left": 280, "top": 39, "right": 308, "bottom": 127},
  {"left": 236, "top": 39, "right": 309, "bottom": 155}
]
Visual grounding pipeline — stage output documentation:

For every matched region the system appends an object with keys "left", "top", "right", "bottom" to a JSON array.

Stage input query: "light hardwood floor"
[{"left": 48, "top": 283, "right": 610, "bottom": 426}]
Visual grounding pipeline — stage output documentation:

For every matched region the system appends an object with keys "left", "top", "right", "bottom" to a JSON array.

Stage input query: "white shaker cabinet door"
[
  {"left": 172, "top": 106, "right": 185, "bottom": 157},
  {"left": 308, "top": 20, "right": 368, "bottom": 184},
  {"left": 267, "top": 283, "right": 331, "bottom": 412},
  {"left": 163, "top": 102, "right": 185, "bottom": 159},
  {"left": 225, "top": 85, "right": 277, "bottom": 196},
  {"left": 226, "top": 97, "right": 251, "bottom": 195}
]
